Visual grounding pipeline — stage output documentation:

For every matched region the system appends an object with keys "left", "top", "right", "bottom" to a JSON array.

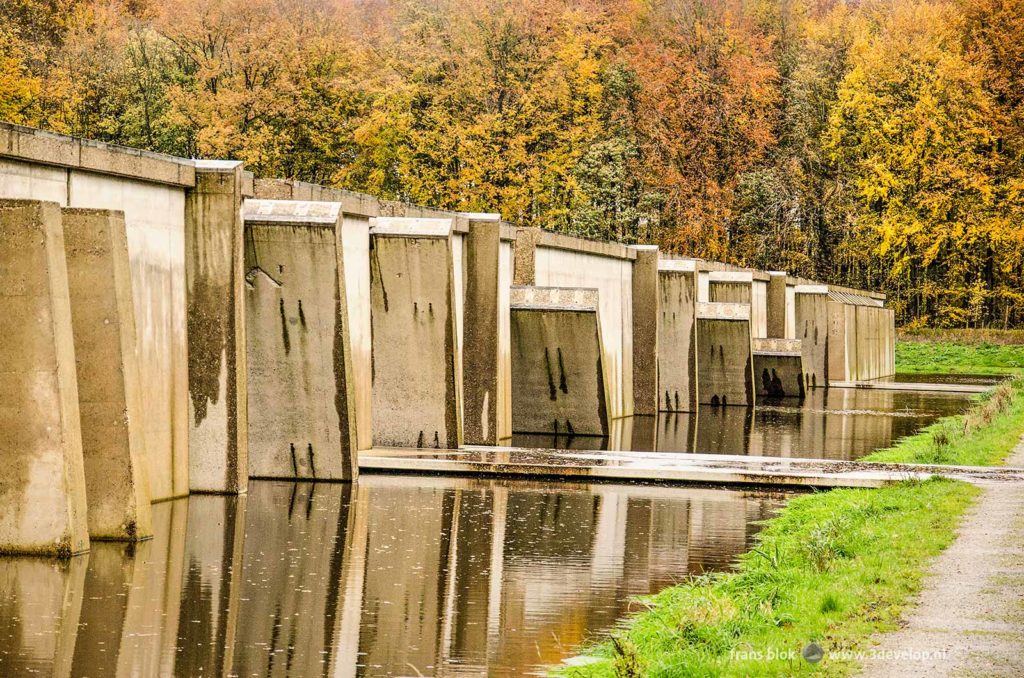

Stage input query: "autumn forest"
[{"left": 2, "top": 0, "right": 1022, "bottom": 326}]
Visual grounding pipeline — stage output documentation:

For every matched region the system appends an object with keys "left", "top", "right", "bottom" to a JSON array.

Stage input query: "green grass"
[
  {"left": 864, "top": 378, "right": 1024, "bottom": 466},
  {"left": 554, "top": 377, "right": 1024, "bottom": 678},
  {"left": 896, "top": 340, "right": 1024, "bottom": 375}
]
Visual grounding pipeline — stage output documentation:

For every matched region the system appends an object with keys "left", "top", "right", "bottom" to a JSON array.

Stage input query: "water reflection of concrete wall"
[{"left": 0, "top": 478, "right": 784, "bottom": 678}]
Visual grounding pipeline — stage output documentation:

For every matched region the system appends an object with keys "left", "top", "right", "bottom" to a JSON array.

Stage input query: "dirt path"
[{"left": 856, "top": 441, "right": 1024, "bottom": 677}]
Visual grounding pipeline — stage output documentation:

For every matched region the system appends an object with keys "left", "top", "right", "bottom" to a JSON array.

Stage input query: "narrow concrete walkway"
[
  {"left": 360, "top": 447, "right": 1024, "bottom": 490},
  {"left": 857, "top": 440, "right": 1024, "bottom": 677}
]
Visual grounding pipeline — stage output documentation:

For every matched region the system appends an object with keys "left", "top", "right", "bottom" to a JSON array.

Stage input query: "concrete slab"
[
  {"left": 695, "top": 302, "right": 755, "bottom": 407},
  {"left": 0, "top": 199, "right": 89, "bottom": 556},
  {"left": 657, "top": 261, "right": 698, "bottom": 412},
  {"left": 795, "top": 286, "right": 829, "bottom": 389},
  {"left": 359, "top": 447, "right": 1024, "bottom": 490},
  {"left": 752, "top": 338, "right": 805, "bottom": 399},
  {"left": 369, "top": 217, "right": 462, "bottom": 449},
  {"left": 510, "top": 287, "right": 610, "bottom": 436},
  {"left": 243, "top": 200, "right": 358, "bottom": 480},
  {"left": 185, "top": 161, "right": 248, "bottom": 494},
  {"left": 62, "top": 207, "right": 153, "bottom": 541}
]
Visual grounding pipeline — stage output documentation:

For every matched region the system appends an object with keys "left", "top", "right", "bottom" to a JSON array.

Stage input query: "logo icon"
[{"left": 802, "top": 642, "right": 824, "bottom": 664}]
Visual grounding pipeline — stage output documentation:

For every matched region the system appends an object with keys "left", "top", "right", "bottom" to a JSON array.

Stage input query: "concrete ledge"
[
  {"left": 658, "top": 258, "right": 698, "bottom": 272},
  {"left": 830, "top": 381, "right": 993, "bottom": 394},
  {"left": 360, "top": 448, "right": 1024, "bottom": 489},
  {"left": 697, "top": 302, "right": 751, "bottom": 320},
  {"left": 752, "top": 337, "right": 802, "bottom": 355},
  {"left": 369, "top": 216, "right": 453, "bottom": 237},
  {"left": 0, "top": 122, "right": 195, "bottom": 187},
  {"left": 510, "top": 286, "right": 599, "bottom": 311},
  {"left": 244, "top": 199, "right": 342, "bottom": 225}
]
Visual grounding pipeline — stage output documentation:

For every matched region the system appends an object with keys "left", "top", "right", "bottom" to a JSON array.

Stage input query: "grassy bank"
[
  {"left": 556, "top": 380, "right": 1024, "bottom": 678},
  {"left": 896, "top": 329, "right": 1024, "bottom": 375}
]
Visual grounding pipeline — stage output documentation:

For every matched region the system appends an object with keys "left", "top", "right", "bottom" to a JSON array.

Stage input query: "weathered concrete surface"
[
  {"left": 244, "top": 200, "right": 358, "bottom": 480},
  {"left": 463, "top": 218, "right": 503, "bottom": 444},
  {"left": 858, "top": 441, "right": 1024, "bottom": 678},
  {"left": 708, "top": 272, "right": 768, "bottom": 338},
  {"left": 0, "top": 157, "right": 190, "bottom": 502},
  {"left": 795, "top": 285, "right": 829, "bottom": 389},
  {"left": 185, "top": 161, "right": 248, "bottom": 494},
  {"left": 631, "top": 246, "right": 660, "bottom": 415},
  {"left": 695, "top": 302, "right": 755, "bottom": 407},
  {"left": 512, "top": 226, "right": 542, "bottom": 285},
  {"left": 534, "top": 237, "right": 634, "bottom": 418},
  {"left": 510, "top": 287, "right": 609, "bottom": 436},
  {"left": 62, "top": 208, "right": 153, "bottom": 541},
  {"left": 752, "top": 338, "right": 805, "bottom": 399},
  {"left": 766, "top": 272, "right": 789, "bottom": 339},
  {"left": 497, "top": 238, "right": 514, "bottom": 442},
  {"left": 657, "top": 260, "right": 699, "bottom": 412},
  {"left": 370, "top": 218, "right": 462, "bottom": 449},
  {"left": 0, "top": 200, "right": 89, "bottom": 556}
]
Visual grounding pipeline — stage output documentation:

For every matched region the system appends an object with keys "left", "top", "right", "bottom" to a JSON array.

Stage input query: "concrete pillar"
[
  {"left": 512, "top": 227, "right": 542, "bottom": 285},
  {"left": 752, "top": 338, "right": 805, "bottom": 399},
  {"left": 695, "top": 302, "right": 755, "bottom": 407},
  {"left": 463, "top": 217, "right": 502, "bottom": 445},
  {"left": 657, "top": 260, "right": 699, "bottom": 412},
  {"left": 510, "top": 286, "right": 610, "bottom": 436},
  {"left": 795, "top": 285, "right": 829, "bottom": 389},
  {"left": 766, "top": 272, "right": 788, "bottom": 339},
  {"left": 370, "top": 217, "right": 462, "bottom": 449},
  {"left": 630, "top": 246, "right": 660, "bottom": 416},
  {"left": 827, "top": 301, "right": 853, "bottom": 382},
  {"left": 244, "top": 200, "right": 358, "bottom": 480},
  {"left": 184, "top": 161, "right": 248, "bottom": 494},
  {"left": 0, "top": 199, "right": 89, "bottom": 556},
  {"left": 62, "top": 207, "right": 153, "bottom": 541}
]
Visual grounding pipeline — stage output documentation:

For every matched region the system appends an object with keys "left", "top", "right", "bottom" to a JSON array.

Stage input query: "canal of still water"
[{"left": 0, "top": 384, "right": 973, "bottom": 677}]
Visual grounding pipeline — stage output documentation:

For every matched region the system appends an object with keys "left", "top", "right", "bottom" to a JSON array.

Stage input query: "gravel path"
[{"left": 856, "top": 440, "right": 1024, "bottom": 677}]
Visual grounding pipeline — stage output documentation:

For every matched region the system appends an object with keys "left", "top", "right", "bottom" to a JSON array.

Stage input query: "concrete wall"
[
  {"left": 243, "top": 200, "right": 358, "bottom": 480},
  {"left": 795, "top": 286, "right": 829, "bottom": 389},
  {"left": 370, "top": 218, "right": 462, "bottom": 449},
  {"left": 185, "top": 161, "right": 248, "bottom": 493},
  {"left": 0, "top": 147, "right": 191, "bottom": 502},
  {"left": 630, "top": 246, "right": 660, "bottom": 415},
  {"left": 657, "top": 260, "right": 699, "bottom": 412},
  {"left": 827, "top": 298, "right": 896, "bottom": 382},
  {"left": 510, "top": 287, "right": 609, "bottom": 436},
  {"left": 0, "top": 200, "right": 90, "bottom": 556},
  {"left": 533, "top": 236, "right": 634, "bottom": 419},
  {"left": 695, "top": 303, "right": 754, "bottom": 407},
  {"left": 707, "top": 272, "right": 768, "bottom": 338},
  {"left": 62, "top": 207, "right": 153, "bottom": 541},
  {"left": 752, "top": 338, "right": 805, "bottom": 399}
]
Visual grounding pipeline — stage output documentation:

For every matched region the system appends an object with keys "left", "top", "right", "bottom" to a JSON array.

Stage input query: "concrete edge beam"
[
  {"left": 0, "top": 122, "right": 195, "bottom": 187},
  {"left": 696, "top": 301, "right": 751, "bottom": 321},
  {"left": 509, "top": 286, "right": 600, "bottom": 311}
]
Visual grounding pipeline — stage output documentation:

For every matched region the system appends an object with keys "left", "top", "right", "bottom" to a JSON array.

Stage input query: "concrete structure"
[
  {"left": 766, "top": 271, "right": 793, "bottom": 339},
  {"left": 795, "top": 284, "right": 830, "bottom": 389},
  {"left": 62, "top": 207, "right": 153, "bottom": 540},
  {"left": 370, "top": 218, "right": 462, "bottom": 449},
  {"left": 0, "top": 200, "right": 89, "bottom": 556},
  {"left": 752, "top": 338, "right": 805, "bottom": 399},
  {"left": 243, "top": 200, "right": 358, "bottom": 480},
  {"left": 513, "top": 231, "right": 637, "bottom": 421},
  {"left": 630, "top": 246, "right": 660, "bottom": 416},
  {"left": 706, "top": 270, "right": 769, "bottom": 338},
  {"left": 827, "top": 293, "right": 896, "bottom": 382},
  {"left": 657, "top": 259, "right": 700, "bottom": 412},
  {"left": 462, "top": 217, "right": 516, "bottom": 445},
  {"left": 510, "top": 287, "right": 609, "bottom": 436},
  {"left": 695, "top": 302, "right": 755, "bottom": 407},
  {"left": 0, "top": 123, "right": 193, "bottom": 501},
  {"left": 184, "top": 161, "right": 249, "bottom": 494}
]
